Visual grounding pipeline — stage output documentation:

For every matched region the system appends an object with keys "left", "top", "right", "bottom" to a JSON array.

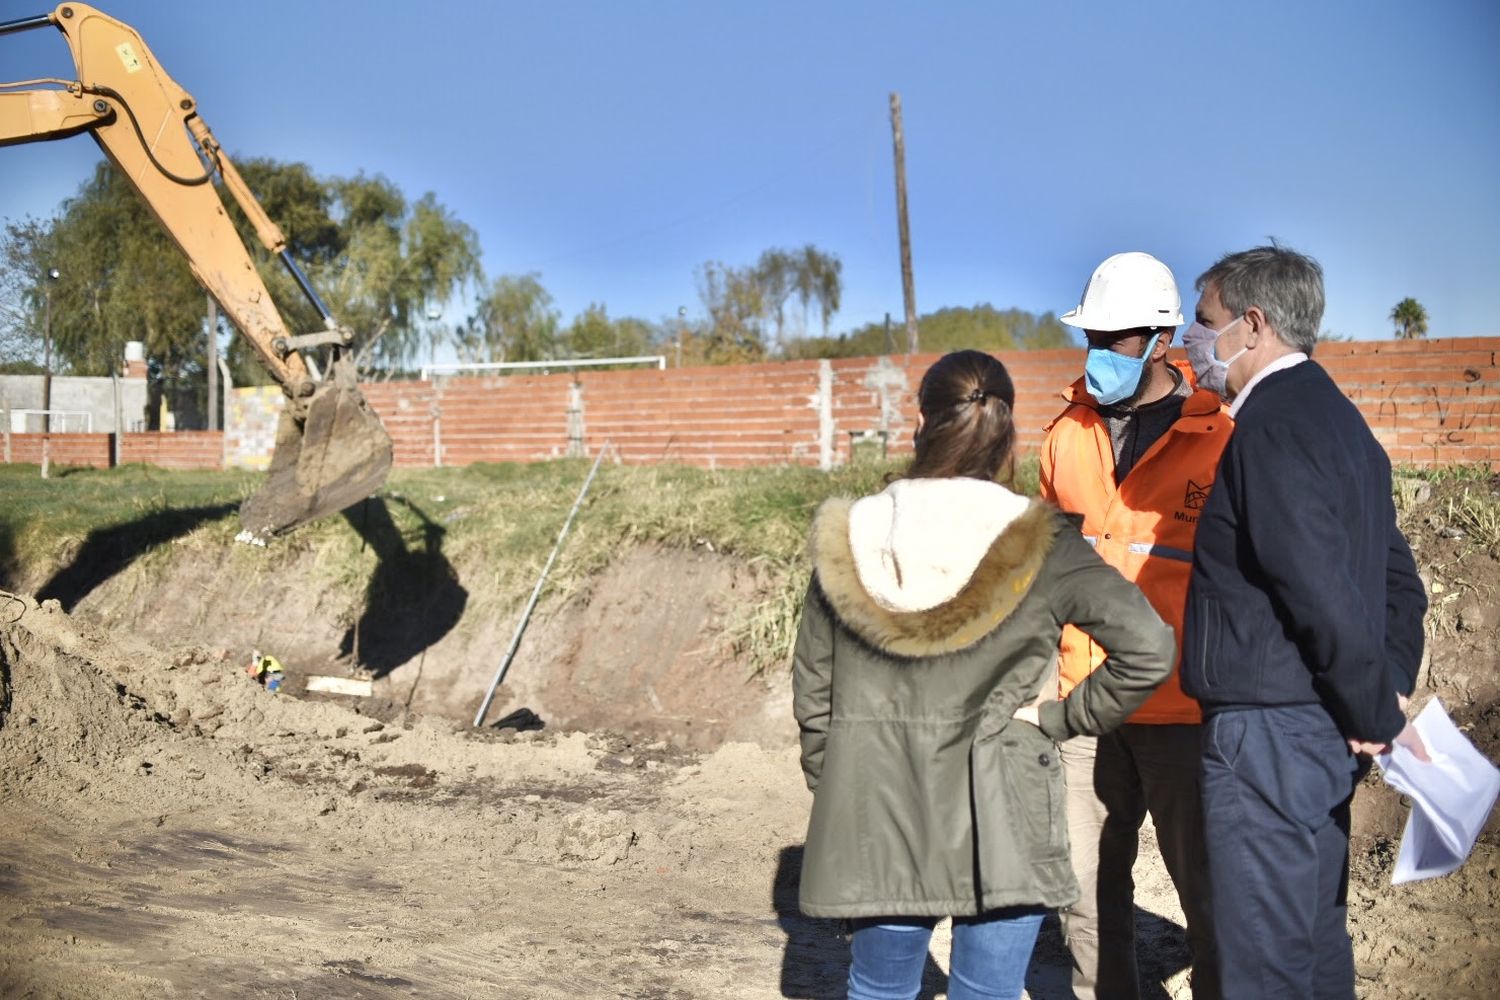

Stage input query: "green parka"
[{"left": 793, "top": 479, "right": 1175, "bottom": 919}]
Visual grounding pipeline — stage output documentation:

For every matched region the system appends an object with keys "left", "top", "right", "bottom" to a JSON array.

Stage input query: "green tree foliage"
[
  {"left": 1390, "top": 297, "right": 1429, "bottom": 340},
  {"left": 42, "top": 164, "right": 205, "bottom": 381},
  {"left": 789, "top": 244, "right": 842, "bottom": 337},
  {"left": 2, "top": 160, "right": 481, "bottom": 391},
  {"left": 0, "top": 217, "right": 53, "bottom": 371},
  {"left": 753, "top": 245, "right": 843, "bottom": 348},
  {"left": 224, "top": 158, "right": 345, "bottom": 384},
  {"left": 789, "top": 305, "right": 1075, "bottom": 359},
  {"left": 565, "top": 303, "right": 652, "bottom": 359},
  {"left": 461, "top": 273, "right": 561, "bottom": 362},
  {"left": 686, "top": 245, "right": 843, "bottom": 362},
  {"left": 696, "top": 261, "right": 767, "bottom": 364},
  {"left": 319, "top": 175, "right": 482, "bottom": 371}
]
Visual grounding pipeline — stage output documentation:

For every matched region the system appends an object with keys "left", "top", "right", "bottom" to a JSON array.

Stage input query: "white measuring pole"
[{"left": 472, "top": 445, "right": 610, "bottom": 727}]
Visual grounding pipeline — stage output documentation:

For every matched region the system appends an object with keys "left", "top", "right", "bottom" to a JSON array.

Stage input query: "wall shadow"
[
  {"left": 35, "top": 503, "right": 238, "bottom": 610},
  {"left": 338, "top": 497, "right": 467, "bottom": 679},
  {"left": 772, "top": 844, "right": 947, "bottom": 999}
]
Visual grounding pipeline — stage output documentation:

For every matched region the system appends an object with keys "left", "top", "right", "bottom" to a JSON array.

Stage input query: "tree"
[
  {"left": 696, "top": 261, "right": 767, "bottom": 364},
  {"left": 788, "top": 304, "right": 1074, "bottom": 359},
  {"left": 223, "top": 158, "right": 347, "bottom": 384},
  {"left": 751, "top": 244, "right": 843, "bottom": 351},
  {"left": 565, "top": 303, "right": 652, "bottom": 359},
  {"left": 41, "top": 163, "right": 206, "bottom": 384},
  {"left": 791, "top": 244, "right": 842, "bottom": 337},
  {"left": 0, "top": 217, "right": 53, "bottom": 370},
  {"left": 8, "top": 159, "right": 483, "bottom": 394},
  {"left": 1390, "top": 297, "right": 1428, "bottom": 340},
  {"left": 318, "top": 175, "right": 482, "bottom": 373},
  {"left": 461, "top": 273, "right": 560, "bottom": 362}
]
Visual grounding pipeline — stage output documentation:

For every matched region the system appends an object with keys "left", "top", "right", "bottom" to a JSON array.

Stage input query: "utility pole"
[
  {"left": 889, "top": 92, "right": 918, "bottom": 355},
  {"left": 206, "top": 293, "right": 219, "bottom": 431}
]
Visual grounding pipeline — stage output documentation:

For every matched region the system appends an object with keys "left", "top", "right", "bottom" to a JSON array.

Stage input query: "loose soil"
[{"left": 1, "top": 480, "right": 1498, "bottom": 998}]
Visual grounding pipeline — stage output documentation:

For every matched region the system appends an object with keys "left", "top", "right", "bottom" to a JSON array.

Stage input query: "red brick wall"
[
  {"left": 1, "top": 432, "right": 224, "bottom": 470},
  {"left": 7, "top": 339, "right": 1497, "bottom": 474},
  {"left": 119, "top": 431, "right": 224, "bottom": 470},
  {"left": 1314, "top": 338, "right": 1500, "bottom": 467},
  {"left": 1, "top": 433, "right": 113, "bottom": 468},
  {"left": 367, "top": 338, "right": 1500, "bottom": 472}
]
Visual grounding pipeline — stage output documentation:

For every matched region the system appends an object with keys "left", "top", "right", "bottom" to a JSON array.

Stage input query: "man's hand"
[
  {"left": 1347, "top": 693, "right": 1430, "bottom": 762},
  {"left": 1012, "top": 704, "right": 1041, "bottom": 727}
]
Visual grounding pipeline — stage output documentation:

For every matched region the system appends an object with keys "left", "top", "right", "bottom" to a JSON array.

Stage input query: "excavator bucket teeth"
[{"left": 238, "top": 384, "right": 393, "bottom": 537}]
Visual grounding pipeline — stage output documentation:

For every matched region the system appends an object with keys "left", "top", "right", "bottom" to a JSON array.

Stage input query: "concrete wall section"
[{"left": 0, "top": 375, "right": 150, "bottom": 433}]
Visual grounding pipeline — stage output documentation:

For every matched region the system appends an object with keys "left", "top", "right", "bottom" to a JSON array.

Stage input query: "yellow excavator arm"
[{"left": 0, "top": 3, "right": 392, "bottom": 537}]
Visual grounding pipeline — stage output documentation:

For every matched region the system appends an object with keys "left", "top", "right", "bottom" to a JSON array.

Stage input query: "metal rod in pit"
[{"left": 472, "top": 444, "right": 610, "bottom": 727}]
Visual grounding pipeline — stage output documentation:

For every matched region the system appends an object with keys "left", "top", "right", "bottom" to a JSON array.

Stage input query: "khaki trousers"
[{"left": 1060, "top": 725, "right": 1220, "bottom": 1000}]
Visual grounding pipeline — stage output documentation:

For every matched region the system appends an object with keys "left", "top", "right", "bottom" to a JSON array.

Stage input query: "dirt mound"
[
  {"left": 3, "top": 471, "right": 1499, "bottom": 996},
  {"left": 0, "top": 595, "right": 811, "bottom": 998},
  {"left": 45, "top": 539, "right": 792, "bottom": 753}
]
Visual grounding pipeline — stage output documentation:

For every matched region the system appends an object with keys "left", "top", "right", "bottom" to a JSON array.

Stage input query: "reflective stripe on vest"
[{"left": 1126, "top": 541, "right": 1193, "bottom": 563}]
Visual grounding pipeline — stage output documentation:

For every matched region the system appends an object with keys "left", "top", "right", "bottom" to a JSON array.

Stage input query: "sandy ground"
[{"left": 2, "top": 584, "right": 1497, "bottom": 1000}]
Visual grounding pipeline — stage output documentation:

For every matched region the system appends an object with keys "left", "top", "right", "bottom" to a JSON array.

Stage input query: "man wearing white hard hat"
[{"left": 1039, "top": 251, "right": 1230, "bottom": 999}]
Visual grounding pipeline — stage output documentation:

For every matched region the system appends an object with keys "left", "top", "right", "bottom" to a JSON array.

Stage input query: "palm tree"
[{"left": 1390, "top": 298, "right": 1429, "bottom": 340}]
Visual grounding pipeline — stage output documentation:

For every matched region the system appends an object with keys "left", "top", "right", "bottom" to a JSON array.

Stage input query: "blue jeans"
[{"left": 847, "top": 907, "right": 1045, "bottom": 1000}]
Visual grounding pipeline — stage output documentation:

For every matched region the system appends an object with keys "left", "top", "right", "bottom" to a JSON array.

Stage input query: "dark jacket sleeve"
[
  {"left": 792, "top": 580, "right": 836, "bottom": 792},
  {"left": 1036, "top": 525, "right": 1176, "bottom": 742},
  {"left": 1236, "top": 422, "right": 1407, "bottom": 741},
  {"left": 1384, "top": 521, "right": 1428, "bottom": 696}
]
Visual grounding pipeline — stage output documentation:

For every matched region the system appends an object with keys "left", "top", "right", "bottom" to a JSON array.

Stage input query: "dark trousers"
[
  {"left": 1060, "top": 727, "right": 1220, "bottom": 999},
  {"left": 1200, "top": 705, "right": 1362, "bottom": 1000}
]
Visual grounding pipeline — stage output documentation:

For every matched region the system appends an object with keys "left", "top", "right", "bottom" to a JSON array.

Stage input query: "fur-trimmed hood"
[{"left": 809, "top": 478, "right": 1059, "bottom": 658}]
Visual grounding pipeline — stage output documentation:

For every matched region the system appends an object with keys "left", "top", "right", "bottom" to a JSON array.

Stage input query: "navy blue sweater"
[{"left": 1181, "top": 361, "right": 1426, "bottom": 742}]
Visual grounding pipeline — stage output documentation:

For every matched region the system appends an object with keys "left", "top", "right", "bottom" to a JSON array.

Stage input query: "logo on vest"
[{"left": 1184, "top": 479, "right": 1210, "bottom": 510}]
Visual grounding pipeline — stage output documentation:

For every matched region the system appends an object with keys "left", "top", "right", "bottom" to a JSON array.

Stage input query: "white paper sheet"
[{"left": 1375, "top": 698, "right": 1500, "bottom": 884}]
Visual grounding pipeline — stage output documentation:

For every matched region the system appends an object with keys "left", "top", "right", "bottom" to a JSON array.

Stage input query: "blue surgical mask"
[
  {"left": 1182, "top": 316, "right": 1246, "bottom": 400},
  {"left": 1085, "top": 333, "right": 1160, "bottom": 406}
]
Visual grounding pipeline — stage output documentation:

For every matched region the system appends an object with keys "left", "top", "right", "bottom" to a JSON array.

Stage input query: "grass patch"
[
  {"left": 3, "top": 458, "right": 1046, "bottom": 673},
  {"left": 1393, "top": 465, "right": 1500, "bottom": 638},
  {"left": 4, "top": 456, "right": 1484, "bottom": 673}
]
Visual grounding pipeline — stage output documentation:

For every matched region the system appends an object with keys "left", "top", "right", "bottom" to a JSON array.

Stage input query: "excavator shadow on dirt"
[
  {"left": 35, "top": 503, "right": 239, "bottom": 611},
  {"left": 338, "top": 497, "right": 467, "bottom": 680},
  {"left": 26, "top": 493, "right": 466, "bottom": 683}
]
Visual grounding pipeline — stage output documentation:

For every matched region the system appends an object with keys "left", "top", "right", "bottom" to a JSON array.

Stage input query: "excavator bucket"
[{"left": 238, "top": 381, "right": 393, "bottom": 538}]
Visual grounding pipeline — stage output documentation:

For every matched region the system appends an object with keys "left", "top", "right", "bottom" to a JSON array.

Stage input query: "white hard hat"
[{"left": 1061, "top": 252, "right": 1183, "bottom": 331}]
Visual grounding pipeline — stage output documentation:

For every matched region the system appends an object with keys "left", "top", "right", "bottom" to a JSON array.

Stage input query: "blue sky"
[{"left": 4, "top": 0, "right": 1498, "bottom": 346}]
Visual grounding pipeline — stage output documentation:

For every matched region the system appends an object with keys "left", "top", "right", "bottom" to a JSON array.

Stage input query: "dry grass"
[{"left": 1393, "top": 466, "right": 1500, "bottom": 638}]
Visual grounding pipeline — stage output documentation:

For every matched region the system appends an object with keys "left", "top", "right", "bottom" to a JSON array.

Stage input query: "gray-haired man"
[{"left": 1179, "top": 244, "right": 1428, "bottom": 998}]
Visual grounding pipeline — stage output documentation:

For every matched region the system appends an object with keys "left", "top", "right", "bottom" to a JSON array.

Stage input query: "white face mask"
[{"left": 1182, "top": 315, "right": 1247, "bottom": 399}]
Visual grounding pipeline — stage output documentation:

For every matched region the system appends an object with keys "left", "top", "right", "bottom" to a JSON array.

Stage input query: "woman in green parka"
[{"left": 793, "top": 350, "right": 1175, "bottom": 1000}]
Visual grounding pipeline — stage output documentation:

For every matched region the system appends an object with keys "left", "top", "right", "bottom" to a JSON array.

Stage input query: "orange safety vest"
[{"left": 1039, "top": 369, "right": 1232, "bottom": 725}]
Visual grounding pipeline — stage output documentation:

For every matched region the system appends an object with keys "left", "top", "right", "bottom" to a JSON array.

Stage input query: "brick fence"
[
  {"left": 4, "top": 337, "right": 1498, "bottom": 473},
  {"left": 0, "top": 430, "right": 224, "bottom": 470}
]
